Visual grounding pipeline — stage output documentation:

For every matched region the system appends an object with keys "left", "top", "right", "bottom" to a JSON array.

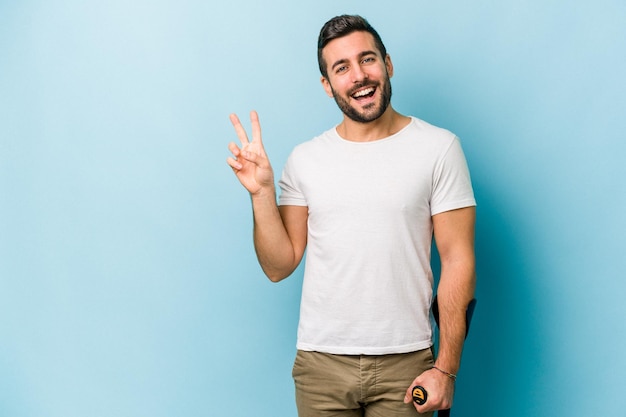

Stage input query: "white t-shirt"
[{"left": 278, "top": 117, "right": 475, "bottom": 355}]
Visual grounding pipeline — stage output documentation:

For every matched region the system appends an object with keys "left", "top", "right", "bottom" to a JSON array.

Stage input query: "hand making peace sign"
[{"left": 226, "top": 111, "right": 275, "bottom": 195}]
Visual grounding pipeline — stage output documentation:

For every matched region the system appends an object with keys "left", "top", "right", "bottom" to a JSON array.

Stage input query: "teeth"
[{"left": 353, "top": 87, "right": 375, "bottom": 98}]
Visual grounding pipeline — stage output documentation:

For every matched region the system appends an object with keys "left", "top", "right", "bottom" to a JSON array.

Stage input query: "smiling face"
[{"left": 320, "top": 31, "right": 393, "bottom": 124}]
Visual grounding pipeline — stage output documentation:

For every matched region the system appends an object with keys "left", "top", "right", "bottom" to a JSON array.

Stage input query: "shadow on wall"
[
  {"left": 406, "top": 93, "right": 548, "bottom": 416},
  {"left": 428, "top": 178, "right": 546, "bottom": 416},
  {"left": 459, "top": 184, "right": 548, "bottom": 416}
]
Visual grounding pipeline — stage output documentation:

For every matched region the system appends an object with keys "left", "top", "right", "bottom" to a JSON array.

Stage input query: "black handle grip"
[{"left": 412, "top": 385, "right": 428, "bottom": 405}]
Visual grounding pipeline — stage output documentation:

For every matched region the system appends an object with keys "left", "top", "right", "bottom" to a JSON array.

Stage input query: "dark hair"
[{"left": 317, "top": 15, "right": 387, "bottom": 78}]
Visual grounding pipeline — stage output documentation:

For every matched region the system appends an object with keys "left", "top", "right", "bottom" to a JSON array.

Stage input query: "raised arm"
[
  {"left": 405, "top": 206, "right": 476, "bottom": 413},
  {"left": 227, "top": 111, "right": 308, "bottom": 282}
]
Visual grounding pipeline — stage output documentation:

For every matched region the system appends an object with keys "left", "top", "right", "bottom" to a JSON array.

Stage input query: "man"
[{"left": 227, "top": 14, "right": 476, "bottom": 417}]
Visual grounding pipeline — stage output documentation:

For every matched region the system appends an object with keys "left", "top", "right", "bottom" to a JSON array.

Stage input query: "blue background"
[{"left": 1, "top": 1, "right": 625, "bottom": 416}]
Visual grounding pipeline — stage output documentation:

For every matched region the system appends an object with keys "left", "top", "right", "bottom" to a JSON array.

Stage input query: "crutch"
[{"left": 412, "top": 296, "right": 477, "bottom": 417}]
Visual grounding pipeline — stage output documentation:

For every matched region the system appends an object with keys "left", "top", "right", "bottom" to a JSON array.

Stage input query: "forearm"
[
  {"left": 403, "top": 260, "right": 474, "bottom": 412},
  {"left": 405, "top": 207, "right": 475, "bottom": 412},
  {"left": 250, "top": 187, "right": 300, "bottom": 282},
  {"left": 434, "top": 259, "right": 476, "bottom": 374}
]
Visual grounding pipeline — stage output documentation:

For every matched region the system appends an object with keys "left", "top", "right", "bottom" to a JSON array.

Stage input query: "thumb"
[
  {"left": 405, "top": 377, "right": 427, "bottom": 404},
  {"left": 241, "top": 148, "right": 263, "bottom": 165},
  {"left": 404, "top": 384, "right": 415, "bottom": 403}
]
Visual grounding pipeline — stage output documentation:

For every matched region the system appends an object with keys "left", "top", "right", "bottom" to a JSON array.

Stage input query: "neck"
[{"left": 336, "top": 107, "right": 410, "bottom": 142}]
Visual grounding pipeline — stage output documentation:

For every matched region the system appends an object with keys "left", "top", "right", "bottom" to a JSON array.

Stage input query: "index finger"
[
  {"left": 229, "top": 113, "right": 250, "bottom": 146},
  {"left": 250, "top": 110, "right": 263, "bottom": 145}
]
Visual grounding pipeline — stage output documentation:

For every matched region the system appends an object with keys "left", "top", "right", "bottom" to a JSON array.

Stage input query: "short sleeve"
[
  {"left": 430, "top": 137, "right": 476, "bottom": 215},
  {"left": 278, "top": 152, "right": 308, "bottom": 207}
]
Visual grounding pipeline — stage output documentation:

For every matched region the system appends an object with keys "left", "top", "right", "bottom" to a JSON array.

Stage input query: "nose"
[{"left": 351, "top": 63, "right": 368, "bottom": 83}]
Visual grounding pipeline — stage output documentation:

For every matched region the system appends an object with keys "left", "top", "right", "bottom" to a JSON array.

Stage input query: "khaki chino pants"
[{"left": 292, "top": 348, "right": 434, "bottom": 417}]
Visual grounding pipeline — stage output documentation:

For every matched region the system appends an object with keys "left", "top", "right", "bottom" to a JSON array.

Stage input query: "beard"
[{"left": 331, "top": 76, "right": 392, "bottom": 123}]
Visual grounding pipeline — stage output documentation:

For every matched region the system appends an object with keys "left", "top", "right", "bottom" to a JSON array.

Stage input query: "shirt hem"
[
  {"left": 431, "top": 199, "right": 476, "bottom": 217},
  {"left": 296, "top": 340, "right": 433, "bottom": 356}
]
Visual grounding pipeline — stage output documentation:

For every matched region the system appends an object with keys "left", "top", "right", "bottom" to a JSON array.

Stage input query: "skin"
[
  {"left": 227, "top": 30, "right": 476, "bottom": 414},
  {"left": 227, "top": 111, "right": 307, "bottom": 282}
]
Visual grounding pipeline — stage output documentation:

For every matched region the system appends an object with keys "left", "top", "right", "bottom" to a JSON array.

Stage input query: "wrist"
[
  {"left": 432, "top": 365, "right": 457, "bottom": 381},
  {"left": 250, "top": 184, "right": 277, "bottom": 200}
]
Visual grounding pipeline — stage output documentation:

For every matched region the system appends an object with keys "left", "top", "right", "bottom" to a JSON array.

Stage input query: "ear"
[
  {"left": 385, "top": 54, "right": 394, "bottom": 78},
  {"left": 321, "top": 76, "right": 334, "bottom": 98}
]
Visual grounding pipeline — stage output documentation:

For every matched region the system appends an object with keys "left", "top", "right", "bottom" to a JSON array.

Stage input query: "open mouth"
[{"left": 351, "top": 86, "right": 376, "bottom": 101}]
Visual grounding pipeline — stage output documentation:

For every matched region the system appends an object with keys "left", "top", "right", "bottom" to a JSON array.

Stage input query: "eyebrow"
[{"left": 330, "top": 50, "right": 378, "bottom": 71}]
